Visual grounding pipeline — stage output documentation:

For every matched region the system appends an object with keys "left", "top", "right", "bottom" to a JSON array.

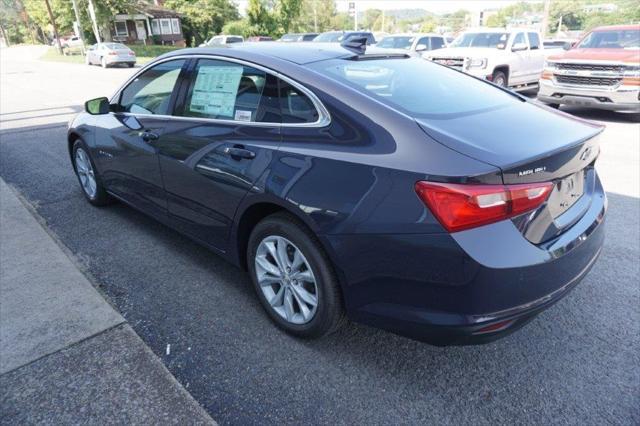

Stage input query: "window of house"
[
  {"left": 151, "top": 19, "right": 160, "bottom": 35},
  {"left": 118, "top": 60, "right": 185, "bottom": 115},
  {"left": 114, "top": 21, "right": 128, "bottom": 37},
  {"left": 160, "top": 19, "right": 171, "bottom": 35},
  {"left": 171, "top": 18, "right": 180, "bottom": 35}
]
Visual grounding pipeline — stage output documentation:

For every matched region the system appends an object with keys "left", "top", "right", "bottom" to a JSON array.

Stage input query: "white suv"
[{"left": 426, "top": 28, "right": 545, "bottom": 90}]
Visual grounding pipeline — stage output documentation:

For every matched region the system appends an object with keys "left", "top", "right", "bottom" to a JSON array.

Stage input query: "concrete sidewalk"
[{"left": 0, "top": 179, "right": 215, "bottom": 424}]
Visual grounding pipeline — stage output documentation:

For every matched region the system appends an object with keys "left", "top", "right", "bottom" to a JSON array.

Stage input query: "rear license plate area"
[{"left": 547, "top": 170, "right": 585, "bottom": 218}]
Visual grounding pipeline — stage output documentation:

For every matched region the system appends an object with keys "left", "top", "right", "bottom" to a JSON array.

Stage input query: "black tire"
[
  {"left": 492, "top": 70, "right": 508, "bottom": 87},
  {"left": 72, "top": 139, "right": 112, "bottom": 206},
  {"left": 127, "top": 63, "right": 135, "bottom": 68},
  {"left": 247, "top": 212, "right": 345, "bottom": 339}
]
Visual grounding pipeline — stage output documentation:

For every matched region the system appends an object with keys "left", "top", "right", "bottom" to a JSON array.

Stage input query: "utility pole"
[
  {"left": 541, "top": 0, "right": 551, "bottom": 39},
  {"left": 44, "top": 0, "right": 62, "bottom": 54},
  {"left": 87, "top": 0, "right": 101, "bottom": 43},
  {"left": 313, "top": 0, "right": 318, "bottom": 33}
]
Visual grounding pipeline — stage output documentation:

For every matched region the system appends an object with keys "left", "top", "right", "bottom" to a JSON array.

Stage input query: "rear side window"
[
  {"left": 430, "top": 37, "right": 445, "bottom": 50},
  {"left": 119, "top": 59, "right": 185, "bottom": 115},
  {"left": 528, "top": 32, "right": 540, "bottom": 50},
  {"left": 279, "top": 79, "right": 319, "bottom": 124},
  {"left": 181, "top": 59, "right": 279, "bottom": 123}
]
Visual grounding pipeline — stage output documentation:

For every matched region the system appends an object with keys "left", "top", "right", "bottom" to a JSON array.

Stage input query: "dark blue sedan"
[{"left": 68, "top": 42, "right": 606, "bottom": 345}]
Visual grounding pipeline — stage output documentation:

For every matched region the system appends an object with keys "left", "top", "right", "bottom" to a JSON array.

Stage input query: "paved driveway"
[{"left": 1, "top": 46, "right": 638, "bottom": 425}]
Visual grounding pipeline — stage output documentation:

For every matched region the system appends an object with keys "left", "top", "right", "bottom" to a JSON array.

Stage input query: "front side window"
[
  {"left": 118, "top": 60, "right": 185, "bottom": 115},
  {"left": 430, "top": 37, "right": 445, "bottom": 50},
  {"left": 513, "top": 33, "right": 527, "bottom": 48},
  {"left": 528, "top": 32, "right": 540, "bottom": 50},
  {"left": 182, "top": 59, "right": 277, "bottom": 122}
]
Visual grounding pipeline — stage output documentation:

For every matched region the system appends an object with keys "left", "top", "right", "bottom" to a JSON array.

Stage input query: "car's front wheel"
[
  {"left": 247, "top": 212, "right": 345, "bottom": 338},
  {"left": 492, "top": 70, "right": 508, "bottom": 87},
  {"left": 72, "top": 139, "right": 111, "bottom": 206}
]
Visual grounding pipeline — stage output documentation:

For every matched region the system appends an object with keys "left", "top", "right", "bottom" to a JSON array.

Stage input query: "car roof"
[
  {"left": 161, "top": 42, "right": 355, "bottom": 65},
  {"left": 382, "top": 33, "right": 442, "bottom": 38},
  {"left": 592, "top": 24, "right": 640, "bottom": 31}
]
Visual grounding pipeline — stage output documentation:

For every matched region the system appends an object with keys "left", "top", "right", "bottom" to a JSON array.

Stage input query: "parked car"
[
  {"left": 279, "top": 33, "right": 318, "bottom": 42},
  {"left": 199, "top": 35, "right": 244, "bottom": 47},
  {"left": 539, "top": 25, "right": 640, "bottom": 112},
  {"left": 70, "top": 43, "right": 605, "bottom": 345},
  {"left": 426, "top": 28, "right": 545, "bottom": 90},
  {"left": 86, "top": 43, "right": 136, "bottom": 68},
  {"left": 247, "top": 36, "right": 274, "bottom": 42},
  {"left": 368, "top": 33, "right": 446, "bottom": 55},
  {"left": 313, "top": 31, "right": 376, "bottom": 45},
  {"left": 543, "top": 38, "right": 578, "bottom": 51}
]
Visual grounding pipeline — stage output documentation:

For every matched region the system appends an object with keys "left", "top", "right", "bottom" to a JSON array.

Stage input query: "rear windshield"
[
  {"left": 227, "top": 37, "right": 243, "bottom": 44},
  {"left": 577, "top": 30, "right": 639, "bottom": 49},
  {"left": 104, "top": 43, "right": 128, "bottom": 50},
  {"left": 314, "top": 32, "right": 344, "bottom": 42},
  {"left": 311, "top": 57, "right": 516, "bottom": 118},
  {"left": 378, "top": 36, "right": 414, "bottom": 50},
  {"left": 450, "top": 32, "right": 509, "bottom": 49}
]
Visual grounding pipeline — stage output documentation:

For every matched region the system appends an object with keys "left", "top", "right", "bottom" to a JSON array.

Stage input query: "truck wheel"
[{"left": 492, "top": 70, "right": 507, "bottom": 87}]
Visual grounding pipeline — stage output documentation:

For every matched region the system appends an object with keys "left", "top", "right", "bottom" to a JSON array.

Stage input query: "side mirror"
[
  {"left": 512, "top": 43, "right": 528, "bottom": 52},
  {"left": 415, "top": 43, "right": 427, "bottom": 51},
  {"left": 85, "top": 97, "right": 110, "bottom": 115}
]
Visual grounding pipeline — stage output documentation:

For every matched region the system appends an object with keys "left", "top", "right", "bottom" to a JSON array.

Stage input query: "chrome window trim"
[{"left": 110, "top": 54, "right": 331, "bottom": 128}]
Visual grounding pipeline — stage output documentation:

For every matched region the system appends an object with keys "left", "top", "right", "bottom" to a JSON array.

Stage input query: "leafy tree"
[
  {"left": 293, "top": 0, "right": 338, "bottom": 32},
  {"left": 276, "top": 0, "right": 302, "bottom": 33},
  {"left": 222, "top": 19, "right": 253, "bottom": 37},
  {"left": 165, "top": 0, "right": 239, "bottom": 45}
]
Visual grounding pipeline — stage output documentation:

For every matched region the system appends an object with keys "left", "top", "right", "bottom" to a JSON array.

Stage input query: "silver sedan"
[{"left": 86, "top": 43, "right": 136, "bottom": 68}]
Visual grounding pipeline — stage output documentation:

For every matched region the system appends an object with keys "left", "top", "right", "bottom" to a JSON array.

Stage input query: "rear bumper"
[
  {"left": 105, "top": 56, "right": 136, "bottom": 65},
  {"left": 538, "top": 78, "right": 640, "bottom": 111},
  {"left": 324, "top": 174, "right": 607, "bottom": 346}
]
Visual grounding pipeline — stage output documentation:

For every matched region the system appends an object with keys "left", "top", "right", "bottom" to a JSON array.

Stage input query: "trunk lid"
[{"left": 416, "top": 100, "right": 604, "bottom": 243}]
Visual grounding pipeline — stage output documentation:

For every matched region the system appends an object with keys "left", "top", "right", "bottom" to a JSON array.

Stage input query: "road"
[{"left": 1, "top": 46, "right": 639, "bottom": 425}]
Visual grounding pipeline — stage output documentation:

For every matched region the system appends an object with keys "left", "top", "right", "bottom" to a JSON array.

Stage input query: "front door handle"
[
  {"left": 140, "top": 130, "right": 159, "bottom": 142},
  {"left": 223, "top": 146, "right": 256, "bottom": 160}
]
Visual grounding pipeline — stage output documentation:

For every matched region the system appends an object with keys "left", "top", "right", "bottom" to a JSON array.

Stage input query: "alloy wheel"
[
  {"left": 255, "top": 235, "right": 318, "bottom": 324},
  {"left": 75, "top": 148, "right": 97, "bottom": 198}
]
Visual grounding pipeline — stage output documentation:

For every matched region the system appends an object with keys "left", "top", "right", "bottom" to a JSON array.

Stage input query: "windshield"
[
  {"left": 577, "top": 30, "right": 640, "bottom": 49},
  {"left": 311, "top": 57, "right": 516, "bottom": 118},
  {"left": 451, "top": 32, "right": 509, "bottom": 49},
  {"left": 314, "top": 32, "right": 344, "bottom": 42},
  {"left": 378, "top": 36, "right": 414, "bottom": 50},
  {"left": 105, "top": 43, "right": 128, "bottom": 50}
]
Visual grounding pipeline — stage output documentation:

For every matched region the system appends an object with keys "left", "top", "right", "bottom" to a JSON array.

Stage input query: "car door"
[
  {"left": 526, "top": 32, "right": 544, "bottom": 83},
  {"left": 509, "top": 32, "right": 529, "bottom": 85},
  {"left": 93, "top": 59, "right": 187, "bottom": 219},
  {"left": 154, "top": 57, "right": 281, "bottom": 251}
]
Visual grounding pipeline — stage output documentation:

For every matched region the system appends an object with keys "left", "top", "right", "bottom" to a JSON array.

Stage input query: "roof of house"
[{"left": 139, "top": 4, "right": 181, "bottom": 18}]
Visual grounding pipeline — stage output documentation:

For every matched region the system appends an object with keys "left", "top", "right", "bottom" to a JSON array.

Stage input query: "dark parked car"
[
  {"left": 69, "top": 43, "right": 606, "bottom": 345},
  {"left": 313, "top": 30, "right": 376, "bottom": 45},
  {"left": 280, "top": 33, "right": 319, "bottom": 42}
]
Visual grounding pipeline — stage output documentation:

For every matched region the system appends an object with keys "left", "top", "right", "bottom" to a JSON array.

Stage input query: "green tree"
[
  {"left": 165, "top": 0, "right": 239, "bottom": 45},
  {"left": 276, "top": 0, "right": 302, "bottom": 33},
  {"left": 293, "top": 0, "right": 338, "bottom": 32}
]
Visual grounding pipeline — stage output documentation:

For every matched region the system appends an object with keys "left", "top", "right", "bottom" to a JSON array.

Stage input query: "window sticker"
[
  {"left": 189, "top": 65, "right": 243, "bottom": 118},
  {"left": 234, "top": 109, "right": 252, "bottom": 122}
]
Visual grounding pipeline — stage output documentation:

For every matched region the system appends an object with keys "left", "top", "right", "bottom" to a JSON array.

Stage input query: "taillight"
[{"left": 414, "top": 181, "right": 553, "bottom": 232}]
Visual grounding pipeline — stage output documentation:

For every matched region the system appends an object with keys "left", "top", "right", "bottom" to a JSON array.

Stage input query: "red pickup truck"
[{"left": 538, "top": 24, "right": 640, "bottom": 112}]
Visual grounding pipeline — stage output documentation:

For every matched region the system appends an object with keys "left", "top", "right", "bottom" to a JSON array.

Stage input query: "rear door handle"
[
  {"left": 223, "top": 146, "right": 256, "bottom": 160},
  {"left": 140, "top": 130, "right": 159, "bottom": 142}
]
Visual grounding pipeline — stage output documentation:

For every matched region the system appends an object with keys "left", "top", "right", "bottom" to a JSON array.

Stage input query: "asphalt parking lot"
[{"left": 1, "top": 46, "right": 639, "bottom": 425}]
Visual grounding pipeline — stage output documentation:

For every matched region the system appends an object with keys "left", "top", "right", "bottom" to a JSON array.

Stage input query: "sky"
[{"left": 234, "top": 1, "right": 532, "bottom": 15}]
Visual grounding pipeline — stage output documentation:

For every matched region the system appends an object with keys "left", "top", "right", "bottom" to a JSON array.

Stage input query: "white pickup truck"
[{"left": 425, "top": 28, "right": 546, "bottom": 91}]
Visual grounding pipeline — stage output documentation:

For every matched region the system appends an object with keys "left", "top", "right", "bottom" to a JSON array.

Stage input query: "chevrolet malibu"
[{"left": 68, "top": 43, "right": 606, "bottom": 345}]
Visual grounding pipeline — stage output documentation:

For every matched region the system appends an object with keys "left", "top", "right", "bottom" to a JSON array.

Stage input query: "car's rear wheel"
[
  {"left": 247, "top": 212, "right": 345, "bottom": 338},
  {"left": 127, "top": 63, "right": 134, "bottom": 68},
  {"left": 72, "top": 139, "right": 111, "bottom": 206},
  {"left": 492, "top": 70, "right": 508, "bottom": 87}
]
